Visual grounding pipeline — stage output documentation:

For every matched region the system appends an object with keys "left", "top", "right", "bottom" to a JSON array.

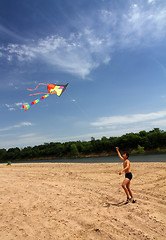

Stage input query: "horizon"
[
  {"left": 0, "top": 0, "right": 166, "bottom": 149},
  {"left": 1, "top": 127, "right": 165, "bottom": 151}
]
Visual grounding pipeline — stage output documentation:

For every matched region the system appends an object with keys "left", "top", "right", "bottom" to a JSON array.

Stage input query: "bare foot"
[{"left": 130, "top": 198, "right": 136, "bottom": 203}]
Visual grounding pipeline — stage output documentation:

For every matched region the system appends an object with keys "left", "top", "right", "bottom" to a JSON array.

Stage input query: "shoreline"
[{"left": 1, "top": 152, "right": 166, "bottom": 164}]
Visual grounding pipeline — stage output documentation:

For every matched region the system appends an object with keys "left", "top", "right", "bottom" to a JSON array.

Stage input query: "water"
[{"left": 10, "top": 153, "right": 166, "bottom": 164}]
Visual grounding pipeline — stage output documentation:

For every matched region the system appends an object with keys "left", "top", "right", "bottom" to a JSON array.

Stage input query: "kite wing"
[
  {"left": 22, "top": 83, "right": 68, "bottom": 111},
  {"left": 49, "top": 83, "right": 68, "bottom": 96}
]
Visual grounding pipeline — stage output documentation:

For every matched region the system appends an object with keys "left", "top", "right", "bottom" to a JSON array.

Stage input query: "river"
[{"left": 9, "top": 153, "right": 166, "bottom": 164}]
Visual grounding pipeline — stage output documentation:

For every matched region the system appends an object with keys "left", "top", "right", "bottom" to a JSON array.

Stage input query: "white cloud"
[
  {"left": 8, "top": 108, "right": 15, "bottom": 111},
  {"left": 0, "top": 122, "right": 33, "bottom": 132},
  {"left": 15, "top": 102, "right": 23, "bottom": 106},
  {"left": 5, "top": 104, "right": 10, "bottom": 108},
  {"left": 128, "top": 3, "right": 165, "bottom": 42},
  {"left": 91, "top": 110, "right": 166, "bottom": 127},
  {"left": 151, "top": 119, "right": 166, "bottom": 127},
  {"left": 5, "top": 102, "right": 25, "bottom": 111},
  {"left": 148, "top": 0, "right": 156, "bottom": 4},
  {"left": 0, "top": 1, "right": 166, "bottom": 78},
  {"left": 101, "top": 1, "right": 166, "bottom": 47},
  {"left": 0, "top": 133, "right": 15, "bottom": 137},
  {"left": 0, "top": 32, "right": 112, "bottom": 78},
  {"left": 0, "top": 135, "right": 43, "bottom": 149},
  {"left": 19, "top": 133, "right": 36, "bottom": 138}
]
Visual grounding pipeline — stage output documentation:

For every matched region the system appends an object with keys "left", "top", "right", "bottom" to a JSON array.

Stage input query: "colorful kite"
[{"left": 22, "top": 83, "right": 68, "bottom": 111}]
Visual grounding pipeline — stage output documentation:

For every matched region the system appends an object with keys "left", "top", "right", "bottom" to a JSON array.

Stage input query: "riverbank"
[
  {"left": 2, "top": 152, "right": 166, "bottom": 164},
  {"left": 0, "top": 162, "right": 165, "bottom": 239},
  {"left": 2, "top": 151, "right": 166, "bottom": 164}
]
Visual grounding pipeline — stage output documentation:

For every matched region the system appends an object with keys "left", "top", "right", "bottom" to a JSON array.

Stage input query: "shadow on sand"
[{"left": 103, "top": 201, "right": 128, "bottom": 207}]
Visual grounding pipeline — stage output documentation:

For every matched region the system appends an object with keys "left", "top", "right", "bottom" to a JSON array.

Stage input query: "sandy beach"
[{"left": 0, "top": 162, "right": 165, "bottom": 240}]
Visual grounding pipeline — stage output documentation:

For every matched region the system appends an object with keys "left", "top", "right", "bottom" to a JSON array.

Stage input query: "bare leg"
[
  {"left": 126, "top": 181, "right": 135, "bottom": 201},
  {"left": 122, "top": 178, "right": 130, "bottom": 200}
]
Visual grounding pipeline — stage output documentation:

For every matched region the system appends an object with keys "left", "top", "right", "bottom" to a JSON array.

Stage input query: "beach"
[{"left": 0, "top": 162, "right": 165, "bottom": 240}]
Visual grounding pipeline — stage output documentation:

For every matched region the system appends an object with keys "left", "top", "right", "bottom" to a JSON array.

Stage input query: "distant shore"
[
  {"left": 1, "top": 128, "right": 166, "bottom": 163},
  {"left": 2, "top": 150, "right": 166, "bottom": 163}
]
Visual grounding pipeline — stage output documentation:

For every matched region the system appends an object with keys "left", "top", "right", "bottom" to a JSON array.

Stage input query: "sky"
[{"left": 0, "top": 0, "right": 166, "bottom": 149}]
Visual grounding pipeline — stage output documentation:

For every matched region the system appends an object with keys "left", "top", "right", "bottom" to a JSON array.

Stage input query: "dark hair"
[{"left": 125, "top": 152, "right": 129, "bottom": 158}]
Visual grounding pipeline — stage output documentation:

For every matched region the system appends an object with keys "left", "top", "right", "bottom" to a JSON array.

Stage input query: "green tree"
[
  {"left": 0, "top": 149, "right": 7, "bottom": 161},
  {"left": 70, "top": 143, "right": 79, "bottom": 157},
  {"left": 101, "top": 137, "right": 111, "bottom": 152},
  {"left": 82, "top": 141, "right": 93, "bottom": 154},
  {"left": 131, "top": 145, "right": 145, "bottom": 155},
  {"left": 20, "top": 146, "right": 34, "bottom": 159},
  {"left": 147, "top": 128, "right": 164, "bottom": 149},
  {"left": 139, "top": 130, "right": 147, "bottom": 137},
  {"left": 7, "top": 147, "right": 20, "bottom": 160}
]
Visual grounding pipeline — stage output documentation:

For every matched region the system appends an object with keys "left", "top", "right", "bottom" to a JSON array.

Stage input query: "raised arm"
[{"left": 116, "top": 147, "right": 124, "bottom": 161}]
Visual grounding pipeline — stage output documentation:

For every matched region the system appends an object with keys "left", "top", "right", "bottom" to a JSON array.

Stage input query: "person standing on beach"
[{"left": 116, "top": 147, "right": 136, "bottom": 204}]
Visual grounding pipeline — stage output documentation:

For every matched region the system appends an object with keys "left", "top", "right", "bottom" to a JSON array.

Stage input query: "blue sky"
[{"left": 0, "top": 0, "right": 166, "bottom": 149}]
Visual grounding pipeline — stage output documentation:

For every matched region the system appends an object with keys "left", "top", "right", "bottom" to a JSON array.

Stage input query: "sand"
[{"left": 0, "top": 162, "right": 165, "bottom": 240}]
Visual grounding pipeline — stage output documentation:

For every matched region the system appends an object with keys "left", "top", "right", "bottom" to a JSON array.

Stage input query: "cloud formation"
[
  {"left": 0, "top": 1, "right": 166, "bottom": 78},
  {"left": 91, "top": 110, "right": 166, "bottom": 128},
  {"left": 5, "top": 102, "right": 25, "bottom": 111},
  {"left": 0, "top": 122, "right": 33, "bottom": 132},
  {"left": 0, "top": 32, "right": 112, "bottom": 78}
]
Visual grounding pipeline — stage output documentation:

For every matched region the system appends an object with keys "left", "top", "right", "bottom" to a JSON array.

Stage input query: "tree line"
[{"left": 0, "top": 128, "right": 166, "bottom": 162}]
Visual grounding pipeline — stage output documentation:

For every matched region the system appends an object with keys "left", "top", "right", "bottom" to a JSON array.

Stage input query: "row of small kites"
[{"left": 22, "top": 83, "right": 68, "bottom": 111}]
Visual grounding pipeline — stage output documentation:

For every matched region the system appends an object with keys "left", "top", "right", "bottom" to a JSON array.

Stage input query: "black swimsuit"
[{"left": 125, "top": 172, "right": 132, "bottom": 180}]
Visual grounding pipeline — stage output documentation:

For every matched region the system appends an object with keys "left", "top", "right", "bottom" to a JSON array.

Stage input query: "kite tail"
[
  {"left": 23, "top": 83, "right": 68, "bottom": 111},
  {"left": 29, "top": 92, "right": 48, "bottom": 96},
  {"left": 22, "top": 93, "right": 50, "bottom": 111},
  {"left": 22, "top": 104, "right": 30, "bottom": 111},
  {"left": 27, "top": 83, "right": 49, "bottom": 91}
]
